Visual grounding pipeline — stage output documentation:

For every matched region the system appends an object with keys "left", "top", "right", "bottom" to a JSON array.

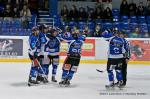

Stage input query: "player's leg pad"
[
  {"left": 116, "top": 70, "right": 123, "bottom": 81},
  {"left": 107, "top": 70, "right": 114, "bottom": 82},
  {"left": 71, "top": 65, "right": 78, "bottom": 73}
]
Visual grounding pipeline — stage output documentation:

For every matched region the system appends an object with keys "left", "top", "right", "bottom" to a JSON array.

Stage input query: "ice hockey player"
[
  {"left": 59, "top": 27, "right": 87, "bottom": 86},
  {"left": 119, "top": 31, "right": 131, "bottom": 86},
  {"left": 44, "top": 28, "right": 62, "bottom": 82},
  {"left": 36, "top": 24, "right": 49, "bottom": 83},
  {"left": 28, "top": 26, "right": 40, "bottom": 85},
  {"left": 103, "top": 28, "right": 128, "bottom": 89}
]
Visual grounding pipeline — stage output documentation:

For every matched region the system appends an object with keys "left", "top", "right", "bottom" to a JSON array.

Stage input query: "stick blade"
[{"left": 96, "top": 69, "right": 104, "bottom": 73}]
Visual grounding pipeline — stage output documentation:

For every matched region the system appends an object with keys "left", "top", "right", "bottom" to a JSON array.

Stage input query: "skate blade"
[
  {"left": 28, "top": 82, "right": 39, "bottom": 87},
  {"left": 117, "top": 86, "right": 125, "bottom": 90},
  {"left": 105, "top": 86, "right": 115, "bottom": 90},
  {"left": 59, "top": 83, "right": 70, "bottom": 87}
]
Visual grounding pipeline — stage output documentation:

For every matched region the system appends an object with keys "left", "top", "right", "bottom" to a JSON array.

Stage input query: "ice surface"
[{"left": 0, "top": 62, "right": 149, "bottom": 99}]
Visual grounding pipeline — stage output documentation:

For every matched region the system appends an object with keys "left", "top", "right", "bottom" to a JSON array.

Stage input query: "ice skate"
[
  {"left": 117, "top": 80, "right": 124, "bottom": 89},
  {"left": 105, "top": 82, "right": 115, "bottom": 89},
  {"left": 28, "top": 77, "right": 39, "bottom": 86},
  {"left": 51, "top": 76, "right": 57, "bottom": 82}
]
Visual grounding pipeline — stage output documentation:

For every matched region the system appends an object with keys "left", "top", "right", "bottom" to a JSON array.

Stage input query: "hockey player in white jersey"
[{"left": 102, "top": 28, "right": 129, "bottom": 89}]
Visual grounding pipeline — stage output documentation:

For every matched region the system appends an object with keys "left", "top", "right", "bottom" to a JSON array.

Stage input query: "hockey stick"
[
  {"left": 96, "top": 69, "right": 106, "bottom": 73},
  {"left": 34, "top": 59, "right": 48, "bottom": 81}
]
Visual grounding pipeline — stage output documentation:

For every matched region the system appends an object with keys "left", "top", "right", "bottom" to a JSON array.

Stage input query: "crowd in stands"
[
  {"left": 60, "top": 0, "right": 112, "bottom": 22},
  {"left": 59, "top": 0, "right": 150, "bottom": 38},
  {"left": 0, "top": 0, "right": 150, "bottom": 38},
  {"left": 0, "top": 0, "right": 39, "bottom": 35}
]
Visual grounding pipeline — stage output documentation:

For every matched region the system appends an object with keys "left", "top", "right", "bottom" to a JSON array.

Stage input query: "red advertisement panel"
[
  {"left": 60, "top": 39, "right": 95, "bottom": 56},
  {"left": 130, "top": 40, "right": 150, "bottom": 61}
]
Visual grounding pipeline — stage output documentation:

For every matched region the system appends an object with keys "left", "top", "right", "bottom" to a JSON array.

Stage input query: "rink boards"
[{"left": 0, "top": 36, "right": 150, "bottom": 65}]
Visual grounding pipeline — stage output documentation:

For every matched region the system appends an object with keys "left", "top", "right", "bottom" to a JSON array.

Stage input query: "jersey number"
[
  {"left": 72, "top": 49, "right": 81, "bottom": 53},
  {"left": 113, "top": 47, "right": 119, "bottom": 54}
]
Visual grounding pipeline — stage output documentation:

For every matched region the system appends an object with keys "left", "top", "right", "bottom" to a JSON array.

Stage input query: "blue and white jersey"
[
  {"left": 67, "top": 36, "right": 86, "bottom": 55},
  {"left": 55, "top": 32, "right": 86, "bottom": 56},
  {"left": 37, "top": 32, "right": 48, "bottom": 55},
  {"left": 108, "top": 36, "right": 127, "bottom": 58},
  {"left": 44, "top": 35, "right": 61, "bottom": 56},
  {"left": 38, "top": 32, "right": 47, "bottom": 44},
  {"left": 28, "top": 34, "right": 39, "bottom": 56}
]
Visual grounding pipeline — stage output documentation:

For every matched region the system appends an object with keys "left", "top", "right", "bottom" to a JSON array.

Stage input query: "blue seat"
[
  {"left": 61, "top": 21, "right": 68, "bottom": 29},
  {"left": 138, "top": 16, "right": 146, "bottom": 23},
  {"left": 1, "top": 28, "right": 9, "bottom": 35},
  {"left": 28, "top": 21, "right": 35, "bottom": 29},
  {"left": 95, "top": 19, "right": 102, "bottom": 25},
  {"left": 147, "top": 24, "right": 150, "bottom": 32},
  {"left": 78, "top": 21, "right": 86, "bottom": 30},
  {"left": 121, "top": 16, "right": 128, "bottom": 22},
  {"left": 12, "top": 19, "right": 22, "bottom": 28},
  {"left": 53, "top": 15, "right": 61, "bottom": 27},
  {"left": 130, "top": 16, "right": 137, "bottom": 23},
  {"left": 139, "top": 23, "right": 148, "bottom": 34},
  {"left": 130, "top": 23, "right": 138, "bottom": 32},
  {"left": 0, "top": 5, "right": 4, "bottom": 12},
  {"left": 87, "top": 21, "right": 95, "bottom": 31},
  {"left": 112, "top": 8, "right": 120, "bottom": 16},
  {"left": 19, "top": 29, "right": 27, "bottom": 36},
  {"left": 68, "top": 21, "right": 77, "bottom": 29},
  {"left": 121, "top": 22, "right": 129, "bottom": 30},
  {"left": 103, "top": 22, "right": 113, "bottom": 31},
  {"left": 113, "top": 16, "right": 119, "bottom": 22},
  {"left": 113, "top": 22, "right": 120, "bottom": 30},
  {"left": 9, "top": 28, "right": 17, "bottom": 35},
  {"left": 2, "top": 19, "right": 10, "bottom": 28},
  {"left": 146, "top": 16, "right": 150, "bottom": 24}
]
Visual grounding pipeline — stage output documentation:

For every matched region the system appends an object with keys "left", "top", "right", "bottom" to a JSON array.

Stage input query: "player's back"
[{"left": 108, "top": 36, "right": 125, "bottom": 58}]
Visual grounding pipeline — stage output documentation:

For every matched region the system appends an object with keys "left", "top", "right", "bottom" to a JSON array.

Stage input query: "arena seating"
[{"left": 0, "top": 7, "right": 150, "bottom": 37}]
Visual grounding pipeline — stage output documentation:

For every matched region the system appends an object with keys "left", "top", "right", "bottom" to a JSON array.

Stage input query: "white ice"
[{"left": 0, "top": 62, "right": 150, "bottom": 99}]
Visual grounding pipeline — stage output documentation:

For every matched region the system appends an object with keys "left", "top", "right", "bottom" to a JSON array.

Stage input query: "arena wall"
[{"left": 0, "top": 36, "right": 150, "bottom": 65}]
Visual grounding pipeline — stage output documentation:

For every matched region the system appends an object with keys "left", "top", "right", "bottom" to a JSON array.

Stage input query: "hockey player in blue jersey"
[
  {"left": 28, "top": 26, "right": 40, "bottom": 85},
  {"left": 59, "top": 27, "right": 86, "bottom": 86},
  {"left": 36, "top": 24, "right": 50, "bottom": 83},
  {"left": 44, "top": 28, "right": 62, "bottom": 82},
  {"left": 103, "top": 28, "right": 128, "bottom": 89}
]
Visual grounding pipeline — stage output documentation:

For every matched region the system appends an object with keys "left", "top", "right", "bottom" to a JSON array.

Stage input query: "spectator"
[
  {"left": 16, "top": 0, "right": 26, "bottom": 11},
  {"left": 103, "top": 7, "right": 112, "bottom": 21},
  {"left": 120, "top": 0, "right": 129, "bottom": 16},
  {"left": 94, "top": 7, "right": 103, "bottom": 19},
  {"left": 136, "top": 2, "right": 145, "bottom": 16},
  {"left": 3, "top": 4, "right": 13, "bottom": 17},
  {"left": 20, "top": 4, "right": 31, "bottom": 17},
  {"left": 104, "top": 0, "right": 112, "bottom": 10},
  {"left": 38, "top": 0, "right": 45, "bottom": 10},
  {"left": 87, "top": 8, "right": 95, "bottom": 21},
  {"left": 145, "top": 0, "right": 150, "bottom": 16},
  {"left": 45, "top": 0, "right": 49, "bottom": 9},
  {"left": 83, "top": 26, "right": 91, "bottom": 37},
  {"left": 78, "top": 7, "right": 87, "bottom": 21},
  {"left": 93, "top": 24, "right": 102, "bottom": 37},
  {"left": 129, "top": 27, "right": 140, "bottom": 38},
  {"left": 60, "top": 4, "right": 69, "bottom": 22},
  {"left": 95, "top": 0, "right": 104, "bottom": 11},
  {"left": 128, "top": 0, "right": 137, "bottom": 16},
  {"left": 28, "top": 0, "right": 38, "bottom": 15},
  {"left": 0, "top": 0, "right": 5, "bottom": 17},
  {"left": 20, "top": 4, "right": 31, "bottom": 28},
  {"left": 12, "top": 7, "right": 20, "bottom": 18},
  {"left": 68, "top": 5, "right": 78, "bottom": 21}
]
